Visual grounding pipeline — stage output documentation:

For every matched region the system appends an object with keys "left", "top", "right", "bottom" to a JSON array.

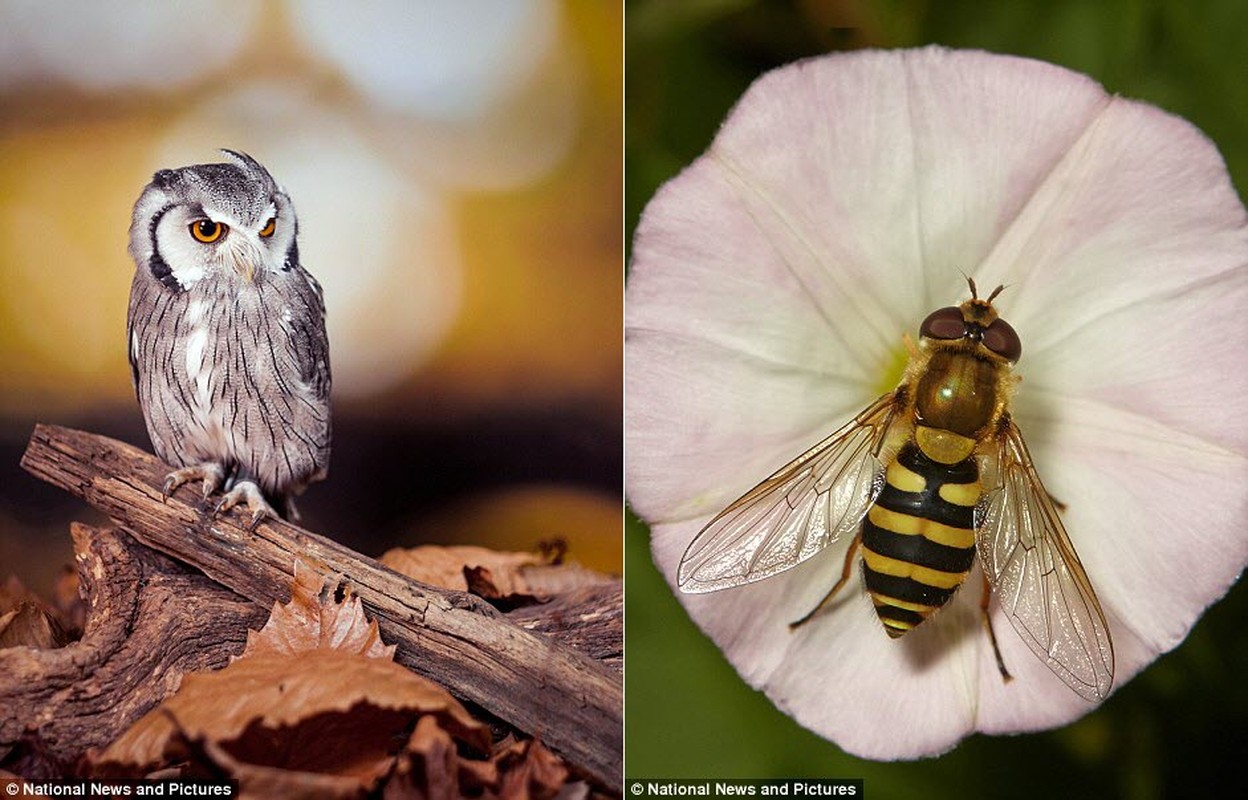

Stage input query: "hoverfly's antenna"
[{"left": 965, "top": 276, "right": 1007, "bottom": 305}]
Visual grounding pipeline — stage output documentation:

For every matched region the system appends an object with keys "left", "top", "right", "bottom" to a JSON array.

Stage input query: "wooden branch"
[
  {"left": 509, "top": 586, "right": 623, "bottom": 672},
  {"left": 17, "top": 424, "right": 621, "bottom": 790}
]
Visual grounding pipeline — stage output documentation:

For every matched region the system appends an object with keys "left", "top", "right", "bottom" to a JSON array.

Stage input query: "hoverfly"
[{"left": 677, "top": 279, "right": 1115, "bottom": 701}]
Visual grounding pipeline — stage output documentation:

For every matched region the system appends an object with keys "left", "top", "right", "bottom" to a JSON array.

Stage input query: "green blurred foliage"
[{"left": 625, "top": 0, "right": 1248, "bottom": 795}]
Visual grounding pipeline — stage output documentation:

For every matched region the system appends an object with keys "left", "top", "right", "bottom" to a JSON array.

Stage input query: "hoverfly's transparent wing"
[
  {"left": 677, "top": 392, "right": 900, "bottom": 593},
  {"left": 976, "top": 419, "right": 1115, "bottom": 701}
]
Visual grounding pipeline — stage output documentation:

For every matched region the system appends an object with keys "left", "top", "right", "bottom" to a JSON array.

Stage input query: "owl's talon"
[
  {"left": 212, "top": 481, "right": 278, "bottom": 529},
  {"left": 162, "top": 464, "right": 224, "bottom": 501}
]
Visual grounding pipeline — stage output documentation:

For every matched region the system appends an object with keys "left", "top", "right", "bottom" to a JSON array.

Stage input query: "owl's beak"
[{"left": 230, "top": 249, "right": 259, "bottom": 283}]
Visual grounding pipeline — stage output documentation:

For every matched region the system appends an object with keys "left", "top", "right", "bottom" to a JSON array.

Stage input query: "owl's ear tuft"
[
  {"left": 222, "top": 149, "right": 261, "bottom": 170},
  {"left": 220, "top": 149, "right": 276, "bottom": 187}
]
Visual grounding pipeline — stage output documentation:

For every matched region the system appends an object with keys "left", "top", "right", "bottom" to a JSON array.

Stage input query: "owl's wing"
[
  {"left": 125, "top": 273, "right": 159, "bottom": 399},
  {"left": 290, "top": 266, "right": 332, "bottom": 405},
  {"left": 125, "top": 292, "right": 140, "bottom": 395}
]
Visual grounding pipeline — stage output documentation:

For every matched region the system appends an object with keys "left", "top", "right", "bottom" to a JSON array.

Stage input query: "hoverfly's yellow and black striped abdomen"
[{"left": 861, "top": 443, "right": 980, "bottom": 637}]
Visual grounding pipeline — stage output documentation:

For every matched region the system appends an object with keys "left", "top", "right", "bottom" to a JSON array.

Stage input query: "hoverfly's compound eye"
[
  {"left": 983, "top": 318, "right": 1022, "bottom": 362},
  {"left": 919, "top": 307, "right": 966, "bottom": 340},
  {"left": 190, "top": 219, "right": 227, "bottom": 243}
]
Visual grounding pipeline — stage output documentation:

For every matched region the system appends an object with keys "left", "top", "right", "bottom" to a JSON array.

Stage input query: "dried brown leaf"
[
  {"left": 383, "top": 715, "right": 462, "bottom": 800},
  {"left": 385, "top": 722, "right": 574, "bottom": 800},
  {"left": 1, "top": 578, "right": 71, "bottom": 650},
  {"left": 518, "top": 563, "right": 617, "bottom": 596},
  {"left": 241, "top": 561, "right": 394, "bottom": 660},
  {"left": 0, "top": 603, "right": 67, "bottom": 649},
  {"left": 201, "top": 737, "right": 376, "bottom": 800},
  {"left": 463, "top": 566, "right": 543, "bottom": 611},
  {"left": 380, "top": 544, "right": 615, "bottom": 613},
  {"left": 0, "top": 577, "right": 39, "bottom": 613},
  {"left": 490, "top": 738, "right": 570, "bottom": 800},
  {"left": 95, "top": 565, "right": 490, "bottom": 788},
  {"left": 379, "top": 545, "right": 539, "bottom": 595},
  {"left": 535, "top": 539, "right": 568, "bottom": 565},
  {"left": 95, "top": 648, "right": 491, "bottom": 774}
]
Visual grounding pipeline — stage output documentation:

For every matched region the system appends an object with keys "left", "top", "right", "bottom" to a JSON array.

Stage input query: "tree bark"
[
  {"left": 8, "top": 424, "right": 621, "bottom": 790},
  {"left": 0, "top": 524, "right": 268, "bottom": 767}
]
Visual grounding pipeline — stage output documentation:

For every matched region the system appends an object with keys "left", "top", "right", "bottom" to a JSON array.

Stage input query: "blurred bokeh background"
[
  {"left": 0, "top": 1, "right": 622, "bottom": 594},
  {"left": 626, "top": 1, "right": 1247, "bottom": 797}
]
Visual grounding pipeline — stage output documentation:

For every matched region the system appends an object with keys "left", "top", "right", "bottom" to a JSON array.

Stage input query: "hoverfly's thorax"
[{"left": 913, "top": 348, "right": 1000, "bottom": 441}]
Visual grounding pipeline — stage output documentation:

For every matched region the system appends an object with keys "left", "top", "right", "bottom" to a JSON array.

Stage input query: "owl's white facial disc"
[
  {"left": 130, "top": 155, "right": 298, "bottom": 292},
  {"left": 149, "top": 205, "right": 285, "bottom": 287}
]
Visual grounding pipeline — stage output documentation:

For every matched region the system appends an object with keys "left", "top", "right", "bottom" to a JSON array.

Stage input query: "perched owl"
[{"left": 127, "top": 150, "right": 331, "bottom": 528}]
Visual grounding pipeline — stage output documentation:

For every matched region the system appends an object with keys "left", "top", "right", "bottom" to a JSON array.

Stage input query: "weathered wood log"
[
  {"left": 0, "top": 524, "right": 268, "bottom": 765},
  {"left": 14, "top": 424, "right": 622, "bottom": 790}
]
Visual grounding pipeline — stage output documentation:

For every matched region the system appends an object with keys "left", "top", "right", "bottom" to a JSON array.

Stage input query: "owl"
[{"left": 127, "top": 150, "right": 331, "bottom": 528}]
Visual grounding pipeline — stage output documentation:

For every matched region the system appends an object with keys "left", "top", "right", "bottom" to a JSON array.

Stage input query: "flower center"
[{"left": 873, "top": 341, "right": 910, "bottom": 398}]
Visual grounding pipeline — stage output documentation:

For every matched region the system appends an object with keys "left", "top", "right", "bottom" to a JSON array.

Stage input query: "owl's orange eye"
[
  {"left": 189, "top": 219, "right": 227, "bottom": 243},
  {"left": 258, "top": 217, "right": 276, "bottom": 238}
]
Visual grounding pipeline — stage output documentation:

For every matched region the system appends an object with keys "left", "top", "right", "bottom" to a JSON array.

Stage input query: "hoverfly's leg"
[
  {"left": 980, "top": 571, "right": 1012, "bottom": 683},
  {"left": 1046, "top": 492, "right": 1068, "bottom": 513},
  {"left": 789, "top": 532, "right": 861, "bottom": 630}
]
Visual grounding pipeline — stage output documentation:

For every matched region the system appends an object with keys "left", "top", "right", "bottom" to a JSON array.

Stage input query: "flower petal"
[
  {"left": 625, "top": 330, "right": 868, "bottom": 523},
  {"left": 654, "top": 516, "right": 987, "bottom": 761},
  {"left": 627, "top": 45, "right": 1248, "bottom": 759},
  {"left": 976, "top": 95, "right": 1247, "bottom": 360}
]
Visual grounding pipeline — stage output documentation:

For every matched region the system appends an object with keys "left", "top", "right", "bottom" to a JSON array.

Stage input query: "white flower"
[{"left": 625, "top": 46, "right": 1248, "bottom": 760}]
